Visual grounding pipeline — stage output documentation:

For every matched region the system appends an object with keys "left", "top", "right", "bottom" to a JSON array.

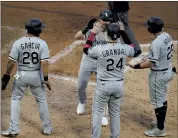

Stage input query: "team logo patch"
[{"left": 105, "top": 12, "right": 108, "bottom": 17}]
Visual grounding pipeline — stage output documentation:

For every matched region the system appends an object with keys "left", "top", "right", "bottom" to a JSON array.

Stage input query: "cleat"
[
  {"left": 77, "top": 103, "right": 85, "bottom": 115},
  {"left": 42, "top": 128, "right": 54, "bottom": 135},
  {"left": 144, "top": 127, "right": 166, "bottom": 137},
  {"left": 1, "top": 128, "right": 19, "bottom": 137}
]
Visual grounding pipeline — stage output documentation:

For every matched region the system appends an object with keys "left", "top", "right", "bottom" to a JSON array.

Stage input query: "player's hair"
[{"left": 145, "top": 16, "right": 164, "bottom": 34}]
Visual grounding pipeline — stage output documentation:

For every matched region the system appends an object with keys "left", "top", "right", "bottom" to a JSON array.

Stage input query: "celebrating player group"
[{"left": 1, "top": 1, "right": 176, "bottom": 138}]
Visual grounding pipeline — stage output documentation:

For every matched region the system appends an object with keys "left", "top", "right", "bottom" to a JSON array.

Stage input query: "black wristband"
[
  {"left": 82, "top": 26, "right": 89, "bottom": 35},
  {"left": 44, "top": 76, "right": 48, "bottom": 81},
  {"left": 134, "top": 64, "right": 141, "bottom": 69}
]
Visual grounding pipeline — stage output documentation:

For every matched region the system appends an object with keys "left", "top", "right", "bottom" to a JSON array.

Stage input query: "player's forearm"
[
  {"left": 5, "top": 59, "right": 16, "bottom": 75},
  {"left": 41, "top": 60, "right": 49, "bottom": 79},
  {"left": 83, "top": 32, "right": 96, "bottom": 54},
  {"left": 134, "top": 60, "right": 154, "bottom": 69},
  {"left": 75, "top": 31, "right": 85, "bottom": 40}
]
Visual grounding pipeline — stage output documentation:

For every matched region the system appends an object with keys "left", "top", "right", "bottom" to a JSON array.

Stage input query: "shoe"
[
  {"left": 134, "top": 50, "right": 142, "bottom": 57},
  {"left": 42, "top": 128, "right": 54, "bottom": 135},
  {"left": 77, "top": 103, "right": 85, "bottom": 115},
  {"left": 144, "top": 127, "right": 166, "bottom": 137},
  {"left": 1, "top": 128, "right": 19, "bottom": 137},
  {"left": 150, "top": 120, "right": 166, "bottom": 130},
  {"left": 102, "top": 117, "right": 109, "bottom": 127}
]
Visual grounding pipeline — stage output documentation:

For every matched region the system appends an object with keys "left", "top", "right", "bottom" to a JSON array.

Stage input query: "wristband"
[
  {"left": 82, "top": 26, "right": 89, "bottom": 35},
  {"left": 134, "top": 64, "right": 141, "bottom": 69},
  {"left": 44, "top": 76, "right": 48, "bottom": 81}
]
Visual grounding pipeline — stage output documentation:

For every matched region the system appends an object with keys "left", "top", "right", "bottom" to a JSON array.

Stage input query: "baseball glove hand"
[
  {"left": 82, "top": 18, "right": 97, "bottom": 34},
  {"left": 1, "top": 74, "right": 10, "bottom": 90}
]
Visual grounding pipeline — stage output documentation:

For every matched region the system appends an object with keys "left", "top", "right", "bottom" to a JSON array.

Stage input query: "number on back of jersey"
[
  {"left": 23, "top": 52, "right": 39, "bottom": 64},
  {"left": 106, "top": 58, "right": 123, "bottom": 71},
  {"left": 167, "top": 44, "right": 173, "bottom": 60}
]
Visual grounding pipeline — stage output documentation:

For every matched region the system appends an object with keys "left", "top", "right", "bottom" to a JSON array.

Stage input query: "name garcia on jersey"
[
  {"left": 21, "top": 42, "right": 40, "bottom": 50},
  {"left": 102, "top": 48, "right": 126, "bottom": 57}
]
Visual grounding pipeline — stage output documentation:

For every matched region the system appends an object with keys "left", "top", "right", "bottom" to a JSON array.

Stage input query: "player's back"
[
  {"left": 10, "top": 37, "right": 48, "bottom": 71},
  {"left": 150, "top": 32, "right": 173, "bottom": 70},
  {"left": 96, "top": 43, "right": 134, "bottom": 81}
]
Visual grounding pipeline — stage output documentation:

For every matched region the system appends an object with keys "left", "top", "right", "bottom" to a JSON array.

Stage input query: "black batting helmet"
[
  {"left": 145, "top": 16, "right": 164, "bottom": 34},
  {"left": 107, "top": 23, "right": 120, "bottom": 40},
  {"left": 25, "top": 18, "right": 45, "bottom": 36},
  {"left": 99, "top": 9, "right": 113, "bottom": 22}
]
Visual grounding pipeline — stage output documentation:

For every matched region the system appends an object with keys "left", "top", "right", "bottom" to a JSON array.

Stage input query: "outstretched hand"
[{"left": 91, "top": 22, "right": 103, "bottom": 34}]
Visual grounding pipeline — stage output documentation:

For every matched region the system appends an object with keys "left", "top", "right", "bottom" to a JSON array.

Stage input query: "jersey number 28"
[
  {"left": 167, "top": 44, "right": 173, "bottom": 60},
  {"left": 107, "top": 58, "right": 123, "bottom": 71},
  {"left": 23, "top": 52, "right": 39, "bottom": 64}
]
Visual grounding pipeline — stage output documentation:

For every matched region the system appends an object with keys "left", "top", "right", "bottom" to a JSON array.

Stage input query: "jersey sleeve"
[
  {"left": 88, "top": 45, "right": 101, "bottom": 59},
  {"left": 40, "top": 42, "right": 49, "bottom": 61},
  {"left": 125, "top": 44, "right": 135, "bottom": 57},
  {"left": 9, "top": 41, "right": 19, "bottom": 61},
  {"left": 148, "top": 41, "right": 160, "bottom": 63}
]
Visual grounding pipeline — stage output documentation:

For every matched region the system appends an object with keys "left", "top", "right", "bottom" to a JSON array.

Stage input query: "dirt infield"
[{"left": 1, "top": 2, "right": 177, "bottom": 138}]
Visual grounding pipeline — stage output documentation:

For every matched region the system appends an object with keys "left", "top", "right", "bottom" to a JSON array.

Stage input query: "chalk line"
[{"left": 49, "top": 40, "right": 85, "bottom": 64}]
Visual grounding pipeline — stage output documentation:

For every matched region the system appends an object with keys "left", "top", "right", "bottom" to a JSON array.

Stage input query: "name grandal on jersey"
[{"left": 102, "top": 48, "right": 126, "bottom": 57}]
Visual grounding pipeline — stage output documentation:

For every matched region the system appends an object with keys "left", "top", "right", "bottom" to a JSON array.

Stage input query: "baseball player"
[
  {"left": 1, "top": 18, "right": 53, "bottom": 136},
  {"left": 75, "top": 9, "right": 114, "bottom": 126},
  {"left": 83, "top": 22, "right": 135, "bottom": 138},
  {"left": 108, "top": 1, "right": 142, "bottom": 57},
  {"left": 127, "top": 16, "right": 176, "bottom": 137}
]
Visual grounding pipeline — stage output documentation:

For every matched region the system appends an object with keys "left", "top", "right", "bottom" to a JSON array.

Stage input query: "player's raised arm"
[
  {"left": 75, "top": 18, "right": 97, "bottom": 40},
  {"left": 83, "top": 22, "right": 102, "bottom": 55}
]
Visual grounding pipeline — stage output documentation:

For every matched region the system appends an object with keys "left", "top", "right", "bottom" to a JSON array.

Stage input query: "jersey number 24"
[{"left": 107, "top": 58, "right": 123, "bottom": 71}]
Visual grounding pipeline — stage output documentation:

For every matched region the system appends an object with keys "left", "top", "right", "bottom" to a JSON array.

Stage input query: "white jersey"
[
  {"left": 148, "top": 32, "right": 173, "bottom": 70},
  {"left": 88, "top": 42, "right": 134, "bottom": 80},
  {"left": 9, "top": 36, "right": 49, "bottom": 71},
  {"left": 85, "top": 30, "right": 121, "bottom": 47}
]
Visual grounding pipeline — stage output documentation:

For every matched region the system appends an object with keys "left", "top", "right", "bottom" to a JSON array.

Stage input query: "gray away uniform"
[
  {"left": 77, "top": 30, "right": 121, "bottom": 104},
  {"left": 88, "top": 42, "right": 134, "bottom": 138},
  {"left": 148, "top": 32, "right": 174, "bottom": 108},
  {"left": 8, "top": 36, "right": 53, "bottom": 133}
]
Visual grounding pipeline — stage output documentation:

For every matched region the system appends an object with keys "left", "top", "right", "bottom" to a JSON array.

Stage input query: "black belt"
[
  {"left": 100, "top": 79, "right": 123, "bottom": 82},
  {"left": 151, "top": 68, "right": 168, "bottom": 71}
]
